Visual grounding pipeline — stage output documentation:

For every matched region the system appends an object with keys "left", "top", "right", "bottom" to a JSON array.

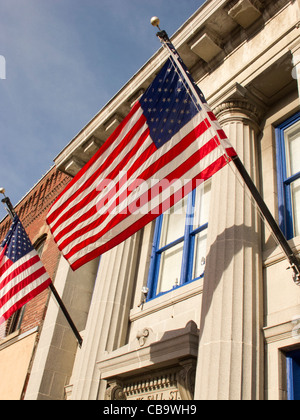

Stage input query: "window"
[
  {"left": 276, "top": 113, "right": 300, "bottom": 239},
  {"left": 0, "top": 310, "right": 23, "bottom": 340},
  {"left": 147, "top": 180, "right": 211, "bottom": 300},
  {"left": 286, "top": 349, "right": 300, "bottom": 400}
]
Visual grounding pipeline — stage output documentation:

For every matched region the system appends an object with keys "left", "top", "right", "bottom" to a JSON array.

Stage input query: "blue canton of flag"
[
  {"left": 2, "top": 216, "right": 34, "bottom": 262},
  {"left": 165, "top": 41, "right": 207, "bottom": 103},
  {"left": 141, "top": 56, "right": 206, "bottom": 148}
]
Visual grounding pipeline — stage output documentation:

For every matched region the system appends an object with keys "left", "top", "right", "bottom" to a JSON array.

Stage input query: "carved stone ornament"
[
  {"left": 105, "top": 380, "right": 126, "bottom": 400},
  {"left": 213, "top": 99, "right": 264, "bottom": 128},
  {"left": 176, "top": 359, "right": 197, "bottom": 400},
  {"left": 123, "top": 368, "right": 180, "bottom": 400},
  {"left": 136, "top": 327, "right": 152, "bottom": 347}
]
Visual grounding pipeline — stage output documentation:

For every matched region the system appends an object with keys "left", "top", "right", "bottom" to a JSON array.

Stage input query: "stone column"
[
  {"left": 24, "top": 256, "right": 99, "bottom": 400},
  {"left": 194, "top": 99, "right": 264, "bottom": 400},
  {"left": 69, "top": 232, "right": 141, "bottom": 400}
]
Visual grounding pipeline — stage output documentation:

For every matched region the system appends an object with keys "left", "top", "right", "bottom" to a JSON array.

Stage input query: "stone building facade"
[{"left": 12, "top": 0, "right": 300, "bottom": 400}]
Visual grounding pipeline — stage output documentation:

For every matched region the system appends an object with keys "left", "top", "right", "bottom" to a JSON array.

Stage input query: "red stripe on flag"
[
  {"left": 0, "top": 259, "right": 13, "bottom": 277},
  {"left": 207, "top": 111, "right": 217, "bottom": 121}
]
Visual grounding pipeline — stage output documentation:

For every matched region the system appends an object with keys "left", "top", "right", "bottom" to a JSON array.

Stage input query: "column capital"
[
  {"left": 214, "top": 99, "right": 265, "bottom": 133},
  {"left": 211, "top": 83, "right": 266, "bottom": 132}
]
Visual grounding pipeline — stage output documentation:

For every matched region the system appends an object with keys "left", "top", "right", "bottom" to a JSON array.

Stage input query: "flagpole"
[
  {"left": 231, "top": 156, "right": 300, "bottom": 285},
  {"left": 0, "top": 190, "right": 83, "bottom": 347},
  {"left": 0, "top": 187, "right": 16, "bottom": 219},
  {"left": 151, "top": 18, "right": 300, "bottom": 286},
  {"left": 48, "top": 283, "right": 83, "bottom": 347}
]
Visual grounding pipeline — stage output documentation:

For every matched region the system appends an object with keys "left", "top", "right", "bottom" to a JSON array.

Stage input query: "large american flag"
[
  {"left": 47, "top": 52, "right": 236, "bottom": 270},
  {"left": 0, "top": 216, "right": 51, "bottom": 324}
]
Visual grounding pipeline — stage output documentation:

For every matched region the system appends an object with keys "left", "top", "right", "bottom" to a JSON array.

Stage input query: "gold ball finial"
[
  {"left": 150, "top": 16, "right": 161, "bottom": 29},
  {"left": 0, "top": 187, "right": 5, "bottom": 195}
]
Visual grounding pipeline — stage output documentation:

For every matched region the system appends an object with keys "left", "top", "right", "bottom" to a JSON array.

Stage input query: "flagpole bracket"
[
  {"left": 156, "top": 30, "right": 170, "bottom": 43},
  {"left": 293, "top": 272, "right": 300, "bottom": 287},
  {"left": 288, "top": 264, "right": 300, "bottom": 286},
  {"left": 0, "top": 191, "right": 16, "bottom": 219}
]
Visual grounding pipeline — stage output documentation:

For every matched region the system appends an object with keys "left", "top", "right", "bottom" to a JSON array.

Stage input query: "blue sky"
[{"left": 0, "top": 0, "right": 205, "bottom": 221}]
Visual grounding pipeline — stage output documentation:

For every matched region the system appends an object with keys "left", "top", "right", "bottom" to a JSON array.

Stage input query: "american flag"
[
  {"left": 0, "top": 216, "right": 51, "bottom": 324},
  {"left": 47, "top": 53, "right": 236, "bottom": 271}
]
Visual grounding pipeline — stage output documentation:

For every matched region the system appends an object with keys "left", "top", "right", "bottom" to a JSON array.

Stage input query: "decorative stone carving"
[
  {"left": 136, "top": 327, "right": 152, "bottom": 347},
  {"left": 105, "top": 380, "right": 126, "bottom": 400},
  {"left": 213, "top": 99, "right": 264, "bottom": 130},
  {"left": 123, "top": 368, "right": 181, "bottom": 400},
  {"left": 177, "top": 359, "right": 197, "bottom": 400},
  {"left": 104, "top": 359, "right": 197, "bottom": 401}
]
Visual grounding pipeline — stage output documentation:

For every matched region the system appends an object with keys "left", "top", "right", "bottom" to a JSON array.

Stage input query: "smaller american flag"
[{"left": 0, "top": 215, "right": 51, "bottom": 324}]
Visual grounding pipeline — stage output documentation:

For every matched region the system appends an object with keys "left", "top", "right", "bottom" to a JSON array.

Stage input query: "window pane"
[
  {"left": 159, "top": 196, "right": 187, "bottom": 248},
  {"left": 193, "top": 179, "right": 211, "bottom": 229},
  {"left": 157, "top": 242, "right": 183, "bottom": 294},
  {"left": 285, "top": 121, "right": 300, "bottom": 177},
  {"left": 193, "top": 230, "right": 208, "bottom": 279},
  {"left": 287, "top": 350, "right": 300, "bottom": 400},
  {"left": 291, "top": 178, "right": 300, "bottom": 236}
]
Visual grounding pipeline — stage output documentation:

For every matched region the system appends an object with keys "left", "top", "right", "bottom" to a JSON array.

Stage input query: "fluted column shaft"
[
  {"left": 194, "top": 100, "right": 264, "bottom": 400},
  {"left": 70, "top": 233, "right": 141, "bottom": 400}
]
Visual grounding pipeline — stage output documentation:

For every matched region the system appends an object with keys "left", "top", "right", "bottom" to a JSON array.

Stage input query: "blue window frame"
[
  {"left": 286, "top": 349, "right": 300, "bottom": 400},
  {"left": 276, "top": 113, "right": 300, "bottom": 239},
  {"left": 147, "top": 181, "right": 211, "bottom": 300}
]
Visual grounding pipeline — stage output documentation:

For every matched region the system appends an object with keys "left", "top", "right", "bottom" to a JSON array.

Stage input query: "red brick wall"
[{"left": 0, "top": 167, "right": 71, "bottom": 335}]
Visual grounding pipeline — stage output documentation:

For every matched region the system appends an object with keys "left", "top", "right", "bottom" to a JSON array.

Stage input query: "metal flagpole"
[
  {"left": 48, "top": 283, "right": 83, "bottom": 347},
  {"left": 0, "top": 188, "right": 83, "bottom": 347},
  {"left": 150, "top": 18, "right": 300, "bottom": 286}
]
